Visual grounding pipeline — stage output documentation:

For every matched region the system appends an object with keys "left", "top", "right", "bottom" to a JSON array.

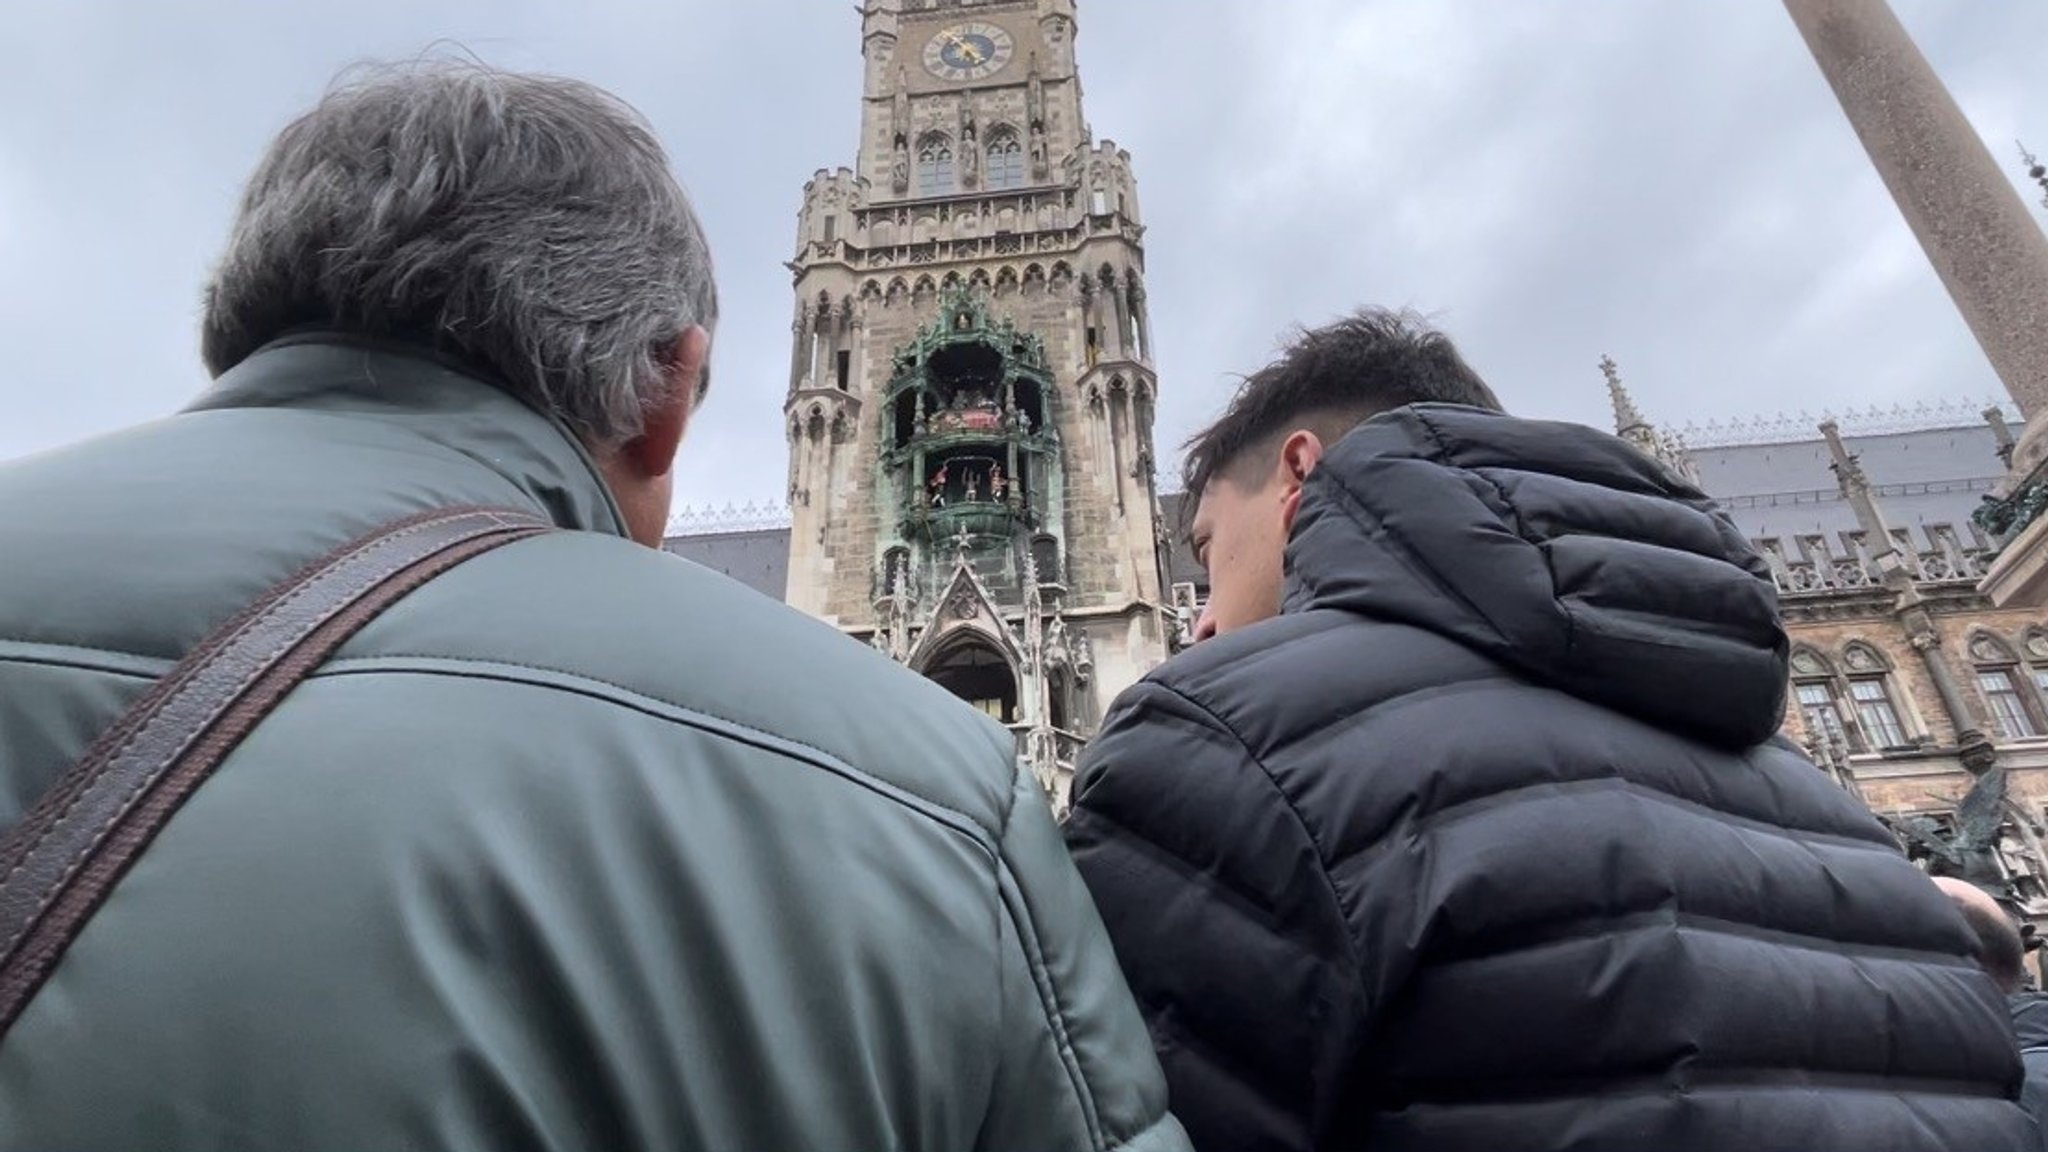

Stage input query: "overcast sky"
[{"left": 3, "top": 1, "right": 2045, "bottom": 514}]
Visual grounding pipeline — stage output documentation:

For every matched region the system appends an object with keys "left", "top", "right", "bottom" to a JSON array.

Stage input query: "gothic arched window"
[
  {"left": 1971, "top": 632, "right": 2045, "bottom": 740},
  {"left": 1841, "top": 641, "right": 1910, "bottom": 750},
  {"left": 2026, "top": 628, "right": 2048, "bottom": 699},
  {"left": 917, "top": 134, "right": 956, "bottom": 197},
  {"left": 1791, "top": 647, "right": 1852, "bottom": 752},
  {"left": 985, "top": 132, "right": 1026, "bottom": 191}
]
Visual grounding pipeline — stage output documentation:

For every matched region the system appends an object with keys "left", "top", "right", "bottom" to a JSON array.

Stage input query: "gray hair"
[{"left": 201, "top": 59, "right": 717, "bottom": 446}]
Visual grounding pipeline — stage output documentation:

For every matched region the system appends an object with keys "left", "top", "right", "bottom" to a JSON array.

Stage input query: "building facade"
[
  {"left": 772, "top": 0, "right": 1174, "bottom": 811},
  {"left": 667, "top": 4, "right": 2048, "bottom": 875},
  {"left": 1606, "top": 366, "right": 2048, "bottom": 938},
  {"left": 672, "top": 363, "right": 2048, "bottom": 904}
]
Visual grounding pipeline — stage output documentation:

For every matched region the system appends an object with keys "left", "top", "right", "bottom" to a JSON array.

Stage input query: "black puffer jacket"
[
  {"left": 1066, "top": 405, "right": 2029, "bottom": 1152},
  {"left": 2011, "top": 993, "right": 2048, "bottom": 1150}
]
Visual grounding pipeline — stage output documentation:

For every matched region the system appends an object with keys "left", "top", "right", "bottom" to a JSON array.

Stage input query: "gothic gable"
[{"left": 907, "top": 553, "right": 1024, "bottom": 672}]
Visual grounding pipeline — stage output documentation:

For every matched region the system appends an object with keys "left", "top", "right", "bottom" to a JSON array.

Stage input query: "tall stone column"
[{"left": 1783, "top": 0, "right": 2048, "bottom": 430}]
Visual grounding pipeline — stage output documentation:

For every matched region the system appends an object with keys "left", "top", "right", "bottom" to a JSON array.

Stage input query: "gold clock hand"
[{"left": 943, "top": 31, "right": 984, "bottom": 65}]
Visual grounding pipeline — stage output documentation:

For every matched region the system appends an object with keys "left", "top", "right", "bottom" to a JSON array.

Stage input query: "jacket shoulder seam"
[
  {"left": 313, "top": 653, "right": 998, "bottom": 844},
  {"left": 0, "top": 641, "right": 174, "bottom": 680},
  {"left": 993, "top": 848, "right": 1113, "bottom": 1149}
]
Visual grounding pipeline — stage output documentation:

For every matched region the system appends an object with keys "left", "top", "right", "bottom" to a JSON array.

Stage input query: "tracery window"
[
  {"left": 1971, "top": 633, "right": 2045, "bottom": 741},
  {"left": 1842, "top": 642, "right": 1910, "bottom": 750},
  {"left": 985, "top": 132, "right": 1026, "bottom": 190},
  {"left": 1796, "top": 681, "right": 1851, "bottom": 750},
  {"left": 917, "top": 135, "right": 956, "bottom": 197},
  {"left": 1849, "top": 679, "right": 1907, "bottom": 749},
  {"left": 1792, "top": 647, "right": 1851, "bottom": 751}
]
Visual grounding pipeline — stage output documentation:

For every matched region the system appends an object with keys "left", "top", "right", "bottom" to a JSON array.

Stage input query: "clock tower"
[{"left": 782, "top": 0, "right": 1174, "bottom": 812}]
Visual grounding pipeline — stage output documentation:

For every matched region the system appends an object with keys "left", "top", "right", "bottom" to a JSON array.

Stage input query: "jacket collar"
[{"left": 184, "top": 332, "right": 629, "bottom": 538}]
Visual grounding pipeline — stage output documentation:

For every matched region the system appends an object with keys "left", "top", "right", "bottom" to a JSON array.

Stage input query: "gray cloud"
[{"left": 2, "top": 1, "right": 2043, "bottom": 512}]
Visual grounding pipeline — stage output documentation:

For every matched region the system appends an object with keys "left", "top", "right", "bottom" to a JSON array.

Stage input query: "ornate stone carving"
[
  {"left": 948, "top": 589, "right": 980, "bottom": 621},
  {"left": 1891, "top": 766, "right": 2018, "bottom": 890},
  {"left": 1790, "top": 649, "right": 1832, "bottom": 678},
  {"left": 1970, "top": 633, "right": 2016, "bottom": 664},
  {"left": 1843, "top": 643, "right": 1886, "bottom": 673}
]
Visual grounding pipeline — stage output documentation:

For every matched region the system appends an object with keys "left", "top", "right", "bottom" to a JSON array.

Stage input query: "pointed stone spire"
[
  {"left": 1987, "top": 404, "right": 2019, "bottom": 468},
  {"left": 1599, "top": 356, "right": 1701, "bottom": 486},
  {"left": 1821, "top": 419, "right": 1905, "bottom": 574},
  {"left": 1601, "top": 354, "right": 1648, "bottom": 437}
]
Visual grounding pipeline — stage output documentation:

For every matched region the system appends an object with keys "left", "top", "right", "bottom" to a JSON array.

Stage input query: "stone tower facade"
[{"left": 782, "top": 0, "right": 1174, "bottom": 811}]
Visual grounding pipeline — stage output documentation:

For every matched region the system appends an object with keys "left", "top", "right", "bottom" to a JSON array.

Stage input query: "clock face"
[{"left": 923, "top": 22, "right": 1015, "bottom": 83}]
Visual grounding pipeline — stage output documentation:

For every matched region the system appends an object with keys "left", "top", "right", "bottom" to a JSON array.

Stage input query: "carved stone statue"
[
  {"left": 1891, "top": 765, "right": 2019, "bottom": 895},
  {"left": 891, "top": 141, "right": 910, "bottom": 194},
  {"left": 1030, "top": 136, "right": 1050, "bottom": 181},
  {"left": 1044, "top": 615, "right": 1071, "bottom": 670}
]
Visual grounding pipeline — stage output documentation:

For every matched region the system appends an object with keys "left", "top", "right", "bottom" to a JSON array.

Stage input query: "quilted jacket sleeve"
[
  {"left": 977, "top": 755, "right": 1192, "bottom": 1152},
  {"left": 1064, "top": 680, "right": 1370, "bottom": 1152}
]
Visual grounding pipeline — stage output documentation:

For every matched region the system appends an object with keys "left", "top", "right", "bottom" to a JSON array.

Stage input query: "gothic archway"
[{"left": 920, "top": 631, "right": 1020, "bottom": 725}]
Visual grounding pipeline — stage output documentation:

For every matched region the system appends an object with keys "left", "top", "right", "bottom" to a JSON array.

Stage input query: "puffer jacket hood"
[
  {"left": 1285, "top": 403, "right": 1788, "bottom": 749},
  {"left": 1070, "top": 402, "right": 2028, "bottom": 1151}
]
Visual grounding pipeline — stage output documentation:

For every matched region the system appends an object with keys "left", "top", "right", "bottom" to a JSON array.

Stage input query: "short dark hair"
[
  {"left": 1181, "top": 307, "right": 1503, "bottom": 505},
  {"left": 1954, "top": 887, "right": 2027, "bottom": 993}
]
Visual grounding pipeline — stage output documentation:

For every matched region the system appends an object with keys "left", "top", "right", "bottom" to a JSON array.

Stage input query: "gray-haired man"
[{"left": 0, "top": 61, "right": 1185, "bottom": 1152}]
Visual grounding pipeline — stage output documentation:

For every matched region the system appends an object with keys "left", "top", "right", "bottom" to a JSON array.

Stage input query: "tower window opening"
[
  {"left": 925, "top": 453, "right": 1012, "bottom": 509},
  {"left": 917, "top": 136, "right": 956, "bottom": 197},
  {"left": 894, "top": 391, "right": 920, "bottom": 448},
  {"left": 1015, "top": 380, "right": 1047, "bottom": 434},
  {"left": 1091, "top": 189, "right": 1108, "bottom": 215},
  {"left": 1049, "top": 670, "right": 1072, "bottom": 732},
  {"left": 836, "top": 350, "right": 852, "bottom": 392},
  {"left": 823, "top": 215, "right": 837, "bottom": 243},
  {"left": 987, "top": 134, "right": 1026, "bottom": 190}
]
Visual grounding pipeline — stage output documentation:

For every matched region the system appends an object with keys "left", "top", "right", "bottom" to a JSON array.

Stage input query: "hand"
[{"left": 945, "top": 33, "right": 985, "bottom": 65}]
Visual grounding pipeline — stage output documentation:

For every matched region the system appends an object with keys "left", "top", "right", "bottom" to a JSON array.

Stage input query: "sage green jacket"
[{"left": 0, "top": 335, "right": 1187, "bottom": 1152}]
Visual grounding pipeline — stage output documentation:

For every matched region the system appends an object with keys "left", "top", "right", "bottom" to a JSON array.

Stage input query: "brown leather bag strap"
[{"left": 0, "top": 505, "right": 553, "bottom": 1037}]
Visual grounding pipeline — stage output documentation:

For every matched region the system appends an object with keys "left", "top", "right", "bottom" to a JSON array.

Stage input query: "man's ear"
[
  {"left": 1277, "top": 428, "right": 1326, "bottom": 529},
  {"left": 622, "top": 325, "right": 711, "bottom": 480}
]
